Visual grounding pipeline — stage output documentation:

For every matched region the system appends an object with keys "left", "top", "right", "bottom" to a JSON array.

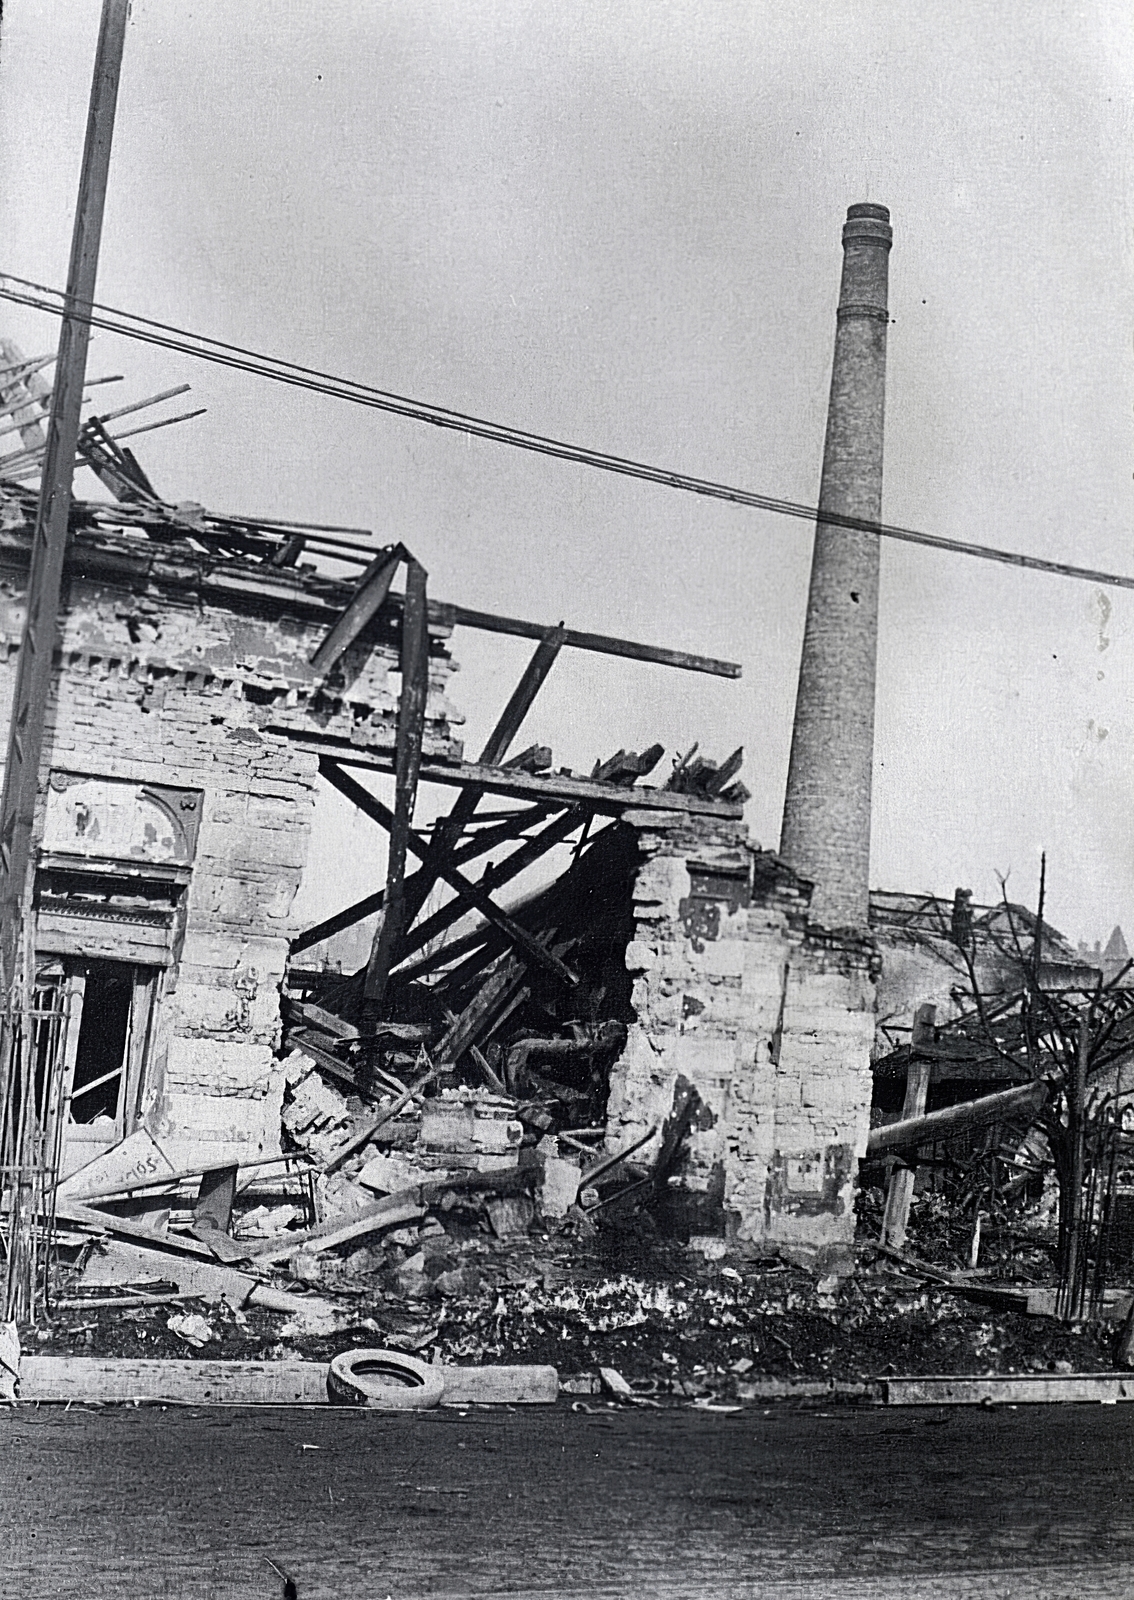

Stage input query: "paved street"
[{"left": 3, "top": 1401, "right": 1134, "bottom": 1599}]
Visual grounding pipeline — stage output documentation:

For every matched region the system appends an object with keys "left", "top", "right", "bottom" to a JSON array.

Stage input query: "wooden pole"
[
  {"left": 0, "top": 0, "right": 130, "bottom": 999},
  {"left": 867, "top": 1077, "right": 1048, "bottom": 1159},
  {"left": 0, "top": 0, "right": 130, "bottom": 1325},
  {"left": 880, "top": 1002, "right": 936, "bottom": 1249}
]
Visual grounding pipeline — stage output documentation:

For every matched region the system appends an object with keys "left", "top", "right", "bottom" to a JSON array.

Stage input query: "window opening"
[{"left": 68, "top": 962, "right": 135, "bottom": 1124}]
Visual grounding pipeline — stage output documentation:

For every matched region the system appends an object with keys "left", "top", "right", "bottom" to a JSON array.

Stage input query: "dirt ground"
[{"left": 7, "top": 1402, "right": 1134, "bottom": 1599}]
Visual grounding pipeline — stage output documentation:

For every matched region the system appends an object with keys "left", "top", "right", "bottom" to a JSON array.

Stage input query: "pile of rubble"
[{"left": 23, "top": 1070, "right": 1120, "bottom": 1400}]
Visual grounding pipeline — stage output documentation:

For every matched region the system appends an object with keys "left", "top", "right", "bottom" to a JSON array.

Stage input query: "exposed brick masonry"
[{"left": 780, "top": 202, "right": 892, "bottom": 930}]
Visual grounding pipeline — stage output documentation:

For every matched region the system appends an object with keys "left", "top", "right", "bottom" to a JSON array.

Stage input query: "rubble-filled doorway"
[{"left": 37, "top": 958, "right": 159, "bottom": 1179}]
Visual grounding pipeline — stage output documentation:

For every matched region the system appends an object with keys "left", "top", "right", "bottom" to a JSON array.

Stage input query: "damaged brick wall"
[
  {"left": 604, "top": 810, "right": 878, "bottom": 1262},
  {"left": 0, "top": 534, "right": 461, "bottom": 1170}
]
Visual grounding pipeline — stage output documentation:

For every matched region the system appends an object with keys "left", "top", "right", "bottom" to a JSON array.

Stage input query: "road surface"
[{"left": 3, "top": 1400, "right": 1133, "bottom": 1598}]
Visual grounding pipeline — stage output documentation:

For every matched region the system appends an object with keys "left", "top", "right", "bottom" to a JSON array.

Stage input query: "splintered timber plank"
[
  {"left": 309, "top": 543, "right": 403, "bottom": 674},
  {"left": 285, "top": 1029, "right": 357, "bottom": 1088},
  {"left": 193, "top": 1165, "right": 238, "bottom": 1235},
  {"left": 323, "top": 761, "right": 577, "bottom": 989},
  {"left": 365, "top": 559, "right": 430, "bottom": 1010},
  {"left": 436, "top": 955, "right": 532, "bottom": 1065},
  {"left": 322, "top": 1063, "right": 437, "bottom": 1177},
  {"left": 394, "top": 925, "right": 501, "bottom": 987}
]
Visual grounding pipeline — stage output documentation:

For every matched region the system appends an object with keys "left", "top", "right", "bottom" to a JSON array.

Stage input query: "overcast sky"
[{"left": 1, "top": 0, "right": 1132, "bottom": 946}]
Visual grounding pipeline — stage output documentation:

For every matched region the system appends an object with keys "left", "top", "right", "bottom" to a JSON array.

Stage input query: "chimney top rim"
[{"left": 846, "top": 202, "right": 891, "bottom": 222}]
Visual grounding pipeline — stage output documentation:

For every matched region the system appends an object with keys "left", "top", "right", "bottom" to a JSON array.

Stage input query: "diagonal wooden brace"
[
  {"left": 310, "top": 543, "right": 405, "bottom": 675},
  {"left": 398, "top": 623, "right": 566, "bottom": 933},
  {"left": 322, "top": 759, "right": 578, "bottom": 990},
  {"left": 289, "top": 802, "right": 559, "bottom": 957}
]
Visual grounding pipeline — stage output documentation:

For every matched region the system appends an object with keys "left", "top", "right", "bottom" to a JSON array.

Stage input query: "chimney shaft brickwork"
[{"left": 780, "top": 202, "right": 892, "bottom": 929}]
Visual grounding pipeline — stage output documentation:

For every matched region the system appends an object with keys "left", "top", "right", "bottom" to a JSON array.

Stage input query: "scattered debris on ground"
[
  {"left": 25, "top": 1186, "right": 1117, "bottom": 1403},
  {"left": 19, "top": 801, "right": 1134, "bottom": 1402}
]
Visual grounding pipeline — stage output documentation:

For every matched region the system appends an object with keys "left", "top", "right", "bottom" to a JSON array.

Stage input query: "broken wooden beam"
[
  {"left": 248, "top": 1165, "right": 537, "bottom": 1266},
  {"left": 435, "top": 953, "right": 532, "bottom": 1066},
  {"left": 192, "top": 1164, "right": 237, "bottom": 1236},
  {"left": 54, "top": 1151, "right": 311, "bottom": 1207},
  {"left": 322, "top": 759, "right": 578, "bottom": 988},
  {"left": 450, "top": 605, "right": 741, "bottom": 679},
  {"left": 395, "top": 806, "right": 584, "bottom": 966},
  {"left": 310, "top": 543, "right": 403, "bottom": 674},
  {"left": 285, "top": 1028, "right": 357, "bottom": 1088},
  {"left": 290, "top": 802, "right": 561, "bottom": 956},
  {"left": 880, "top": 1003, "right": 935, "bottom": 1250},
  {"left": 322, "top": 1062, "right": 437, "bottom": 1176},
  {"left": 391, "top": 923, "right": 497, "bottom": 985},
  {"left": 578, "top": 1124, "right": 660, "bottom": 1194},
  {"left": 866, "top": 1078, "right": 1049, "bottom": 1158},
  {"left": 591, "top": 745, "right": 664, "bottom": 786},
  {"left": 398, "top": 623, "right": 567, "bottom": 936},
  {"left": 306, "top": 751, "right": 745, "bottom": 818}
]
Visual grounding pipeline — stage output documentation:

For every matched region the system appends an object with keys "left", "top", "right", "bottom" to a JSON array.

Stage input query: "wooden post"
[
  {"left": 363, "top": 559, "right": 429, "bottom": 1018},
  {"left": 880, "top": 1002, "right": 936, "bottom": 1250},
  {"left": 1058, "top": 1011, "right": 1090, "bottom": 1321},
  {"left": 0, "top": 0, "right": 130, "bottom": 1327}
]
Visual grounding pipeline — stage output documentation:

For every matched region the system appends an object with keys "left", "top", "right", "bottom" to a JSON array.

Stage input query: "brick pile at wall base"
[{"left": 604, "top": 810, "right": 879, "bottom": 1265}]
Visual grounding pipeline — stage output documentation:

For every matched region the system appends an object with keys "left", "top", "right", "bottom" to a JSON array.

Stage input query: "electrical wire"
[{"left": 2, "top": 269, "right": 1132, "bottom": 592}]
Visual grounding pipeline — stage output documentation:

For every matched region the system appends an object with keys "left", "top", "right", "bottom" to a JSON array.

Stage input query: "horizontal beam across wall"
[
  {"left": 449, "top": 605, "right": 741, "bottom": 679},
  {"left": 290, "top": 744, "right": 745, "bottom": 819}
]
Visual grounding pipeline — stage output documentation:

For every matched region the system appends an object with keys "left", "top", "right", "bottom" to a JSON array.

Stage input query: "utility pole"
[
  {"left": 0, "top": 0, "right": 130, "bottom": 1323},
  {"left": 0, "top": 0, "right": 130, "bottom": 995}
]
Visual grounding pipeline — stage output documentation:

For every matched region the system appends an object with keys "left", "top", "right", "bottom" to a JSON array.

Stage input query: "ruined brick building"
[
  {"left": 0, "top": 468, "right": 888, "bottom": 1266},
  {"left": 0, "top": 500, "right": 462, "bottom": 1180},
  {"left": 5, "top": 200, "right": 1033, "bottom": 1273},
  {"left": 0, "top": 203, "right": 910, "bottom": 1273}
]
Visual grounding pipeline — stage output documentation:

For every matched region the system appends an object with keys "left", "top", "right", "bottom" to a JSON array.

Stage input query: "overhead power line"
[{"left": 1, "top": 268, "right": 1132, "bottom": 593}]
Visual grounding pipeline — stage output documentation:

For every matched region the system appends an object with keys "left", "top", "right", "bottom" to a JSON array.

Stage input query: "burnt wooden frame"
[
  {"left": 297, "top": 617, "right": 582, "bottom": 998},
  {"left": 320, "top": 758, "right": 578, "bottom": 990},
  {"left": 293, "top": 572, "right": 743, "bottom": 1019}
]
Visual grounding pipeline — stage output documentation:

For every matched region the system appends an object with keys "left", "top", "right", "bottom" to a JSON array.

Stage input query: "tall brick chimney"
[{"left": 779, "top": 202, "right": 892, "bottom": 928}]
